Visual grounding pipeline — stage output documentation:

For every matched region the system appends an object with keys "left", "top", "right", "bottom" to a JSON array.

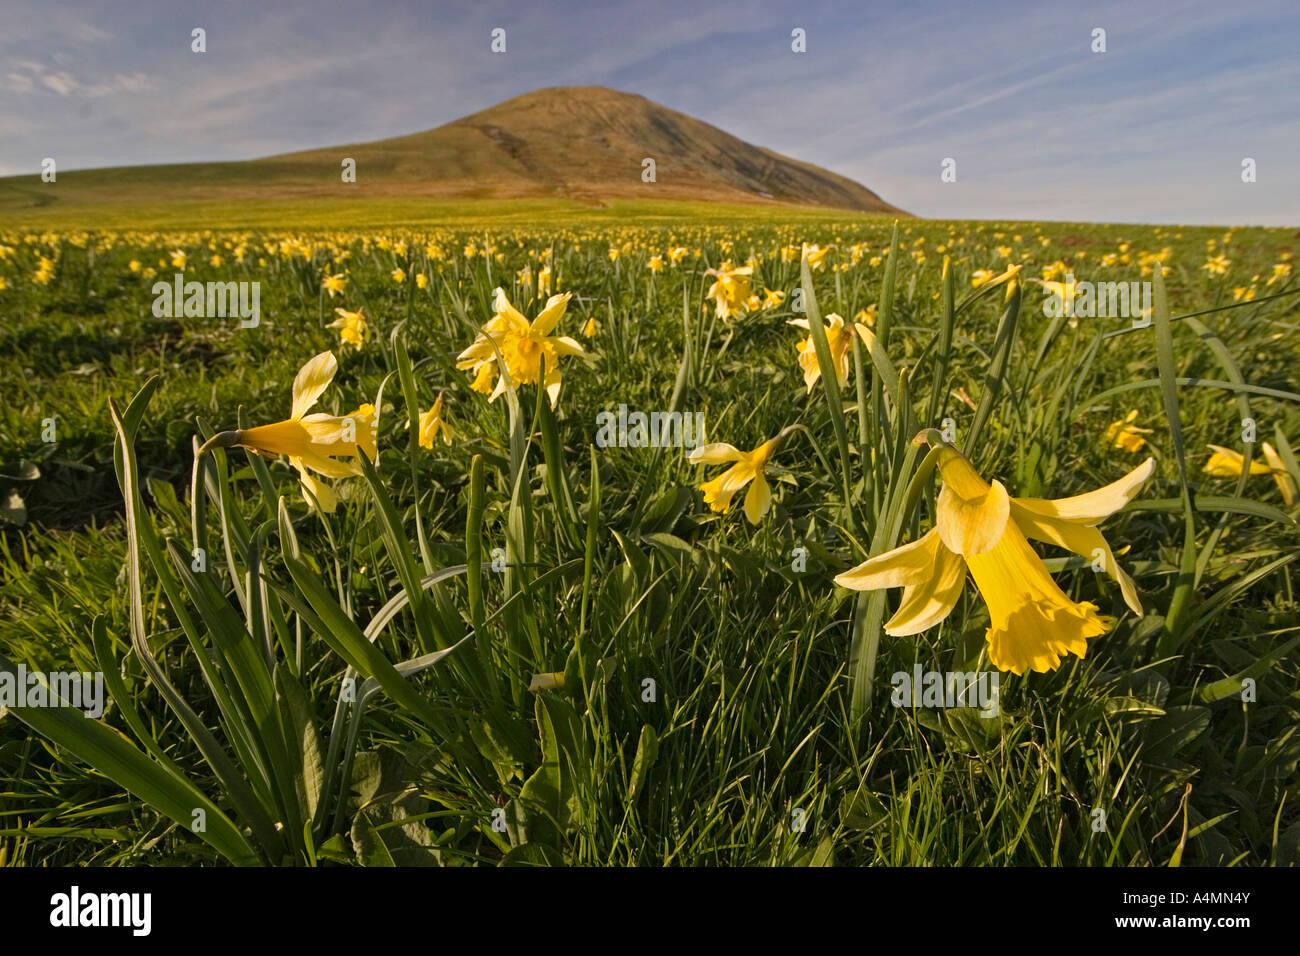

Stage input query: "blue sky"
[{"left": 2, "top": 0, "right": 1297, "bottom": 224}]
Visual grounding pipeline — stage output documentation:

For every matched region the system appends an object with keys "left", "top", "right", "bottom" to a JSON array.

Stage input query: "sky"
[{"left": 2, "top": 0, "right": 1297, "bottom": 225}]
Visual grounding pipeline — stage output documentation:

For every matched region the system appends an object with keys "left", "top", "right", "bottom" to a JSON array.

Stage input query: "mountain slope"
[{"left": 0, "top": 86, "right": 906, "bottom": 215}]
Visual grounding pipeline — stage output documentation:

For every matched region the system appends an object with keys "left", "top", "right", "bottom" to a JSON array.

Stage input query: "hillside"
[{"left": 0, "top": 86, "right": 906, "bottom": 218}]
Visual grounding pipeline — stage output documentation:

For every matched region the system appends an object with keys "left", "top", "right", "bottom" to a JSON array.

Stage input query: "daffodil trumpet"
[{"left": 836, "top": 430, "right": 1154, "bottom": 675}]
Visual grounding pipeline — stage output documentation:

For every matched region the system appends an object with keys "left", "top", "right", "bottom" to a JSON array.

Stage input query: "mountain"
[{"left": 0, "top": 86, "right": 906, "bottom": 216}]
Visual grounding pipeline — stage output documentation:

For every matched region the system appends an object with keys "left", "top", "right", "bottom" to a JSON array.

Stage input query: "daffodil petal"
[
  {"left": 1016, "top": 458, "right": 1155, "bottom": 524},
  {"left": 290, "top": 351, "right": 337, "bottom": 419},
  {"left": 543, "top": 362, "right": 563, "bottom": 408},
  {"left": 688, "top": 443, "right": 744, "bottom": 464},
  {"left": 834, "top": 527, "right": 950, "bottom": 591},
  {"left": 743, "top": 472, "right": 772, "bottom": 524},
  {"left": 549, "top": 335, "right": 586, "bottom": 357},
  {"left": 1261, "top": 442, "right": 1297, "bottom": 507},
  {"left": 884, "top": 545, "right": 966, "bottom": 636},
  {"left": 1009, "top": 500, "right": 1142, "bottom": 616},
  {"left": 531, "top": 292, "right": 574, "bottom": 337},
  {"left": 293, "top": 462, "right": 338, "bottom": 514},
  {"left": 937, "top": 478, "right": 1010, "bottom": 557},
  {"left": 492, "top": 287, "right": 528, "bottom": 326}
]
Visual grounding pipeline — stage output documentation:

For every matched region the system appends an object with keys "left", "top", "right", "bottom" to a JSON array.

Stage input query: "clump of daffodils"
[{"left": 836, "top": 435, "right": 1155, "bottom": 675}]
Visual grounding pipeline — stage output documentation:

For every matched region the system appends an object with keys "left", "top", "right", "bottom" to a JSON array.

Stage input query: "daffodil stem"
[{"left": 191, "top": 430, "right": 241, "bottom": 575}]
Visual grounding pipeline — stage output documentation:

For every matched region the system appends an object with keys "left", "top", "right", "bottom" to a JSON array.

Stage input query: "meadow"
[{"left": 0, "top": 210, "right": 1297, "bottom": 866}]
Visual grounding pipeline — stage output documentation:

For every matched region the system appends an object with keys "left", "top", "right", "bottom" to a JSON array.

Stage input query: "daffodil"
[
  {"left": 1204, "top": 443, "right": 1296, "bottom": 507},
  {"left": 391, "top": 267, "right": 406, "bottom": 283},
  {"left": 762, "top": 288, "right": 786, "bottom": 309},
  {"left": 329, "top": 307, "right": 368, "bottom": 348},
  {"left": 704, "top": 262, "right": 753, "bottom": 322},
  {"left": 1104, "top": 410, "right": 1152, "bottom": 453},
  {"left": 788, "top": 312, "right": 852, "bottom": 392},
  {"left": 170, "top": 250, "right": 187, "bottom": 270},
  {"left": 230, "top": 351, "right": 377, "bottom": 513},
  {"left": 802, "top": 243, "right": 830, "bottom": 270},
  {"left": 582, "top": 317, "right": 600, "bottom": 337},
  {"left": 1043, "top": 277, "right": 1078, "bottom": 317},
  {"left": 689, "top": 437, "right": 783, "bottom": 524},
  {"left": 322, "top": 273, "right": 346, "bottom": 297},
  {"left": 1202, "top": 254, "right": 1230, "bottom": 276},
  {"left": 648, "top": 255, "right": 664, "bottom": 272},
  {"left": 835, "top": 441, "right": 1154, "bottom": 675},
  {"left": 417, "top": 394, "right": 452, "bottom": 448},
  {"left": 456, "top": 288, "right": 584, "bottom": 406}
]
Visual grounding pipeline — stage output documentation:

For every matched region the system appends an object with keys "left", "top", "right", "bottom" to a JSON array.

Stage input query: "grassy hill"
[{"left": 0, "top": 86, "right": 906, "bottom": 228}]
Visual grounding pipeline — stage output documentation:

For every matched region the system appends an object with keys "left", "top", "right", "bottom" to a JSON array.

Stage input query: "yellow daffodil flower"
[
  {"left": 835, "top": 442, "right": 1155, "bottom": 675},
  {"left": 170, "top": 250, "right": 187, "bottom": 270},
  {"left": 456, "top": 288, "right": 584, "bottom": 406},
  {"left": 788, "top": 312, "right": 852, "bottom": 392},
  {"left": 802, "top": 243, "right": 830, "bottom": 270},
  {"left": 648, "top": 255, "right": 664, "bottom": 272},
  {"left": 1202, "top": 255, "right": 1230, "bottom": 276},
  {"left": 582, "top": 317, "right": 600, "bottom": 337},
  {"left": 322, "top": 273, "right": 346, "bottom": 297},
  {"left": 1204, "top": 443, "right": 1296, "bottom": 507},
  {"left": 391, "top": 267, "right": 406, "bottom": 283},
  {"left": 329, "top": 307, "right": 368, "bottom": 348},
  {"left": 418, "top": 394, "right": 452, "bottom": 448},
  {"left": 1104, "top": 410, "right": 1152, "bottom": 453},
  {"left": 231, "top": 351, "right": 377, "bottom": 513},
  {"left": 704, "top": 262, "right": 754, "bottom": 322},
  {"left": 689, "top": 437, "right": 782, "bottom": 524},
  {"left": 762, "top": 288, "right": 786, "bottom": 309}
]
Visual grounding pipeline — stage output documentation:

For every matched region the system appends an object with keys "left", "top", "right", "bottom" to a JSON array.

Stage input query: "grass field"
[{"left": 1, "top": 211, "right": 1298, "bottom": 866}]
